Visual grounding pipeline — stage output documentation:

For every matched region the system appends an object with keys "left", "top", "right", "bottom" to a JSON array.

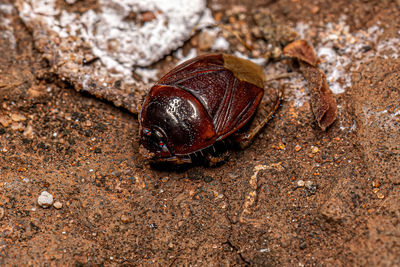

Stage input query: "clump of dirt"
[{"left": 0, "top": 0, "right": 399, "bottom": 265}]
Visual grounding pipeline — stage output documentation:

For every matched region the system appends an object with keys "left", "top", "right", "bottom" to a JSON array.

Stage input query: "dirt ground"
[{"left": 1, "top": 0, "right": 399, "bottom": 266}]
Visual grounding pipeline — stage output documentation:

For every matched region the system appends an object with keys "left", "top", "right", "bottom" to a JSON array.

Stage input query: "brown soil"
[{"left": 1, "top": 0, "right": 399, "bottom": 266}]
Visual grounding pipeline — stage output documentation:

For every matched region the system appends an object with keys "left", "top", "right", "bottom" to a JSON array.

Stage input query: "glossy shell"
[{"left": 139, "top": 53, "right": 265, "bottom": 159}]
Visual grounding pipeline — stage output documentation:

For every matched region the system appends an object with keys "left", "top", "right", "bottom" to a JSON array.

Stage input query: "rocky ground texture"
[{"left": 0, "top": 0, "right": 399, "bottom": 266}]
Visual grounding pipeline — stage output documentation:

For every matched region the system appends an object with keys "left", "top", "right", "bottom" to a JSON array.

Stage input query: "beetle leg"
[
  {"left": 234, "top": 87, "right": 284, "bottom": 149},
  {"left": 167, "top": 156, "right": 192, "bottom": 165},
  {"left": 151, "top": 155, "right": 192, "bottom": 165},
  {"left": 205, "top": 150, "right": 230, "bottom": 166},
  {"left": 234, "top": 109, "right": 276, "bottom": 149}
]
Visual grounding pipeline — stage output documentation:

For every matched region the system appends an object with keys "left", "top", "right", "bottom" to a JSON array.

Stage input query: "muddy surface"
[{"left": 1, "top": 0, "right": 399, "bottom": 266}]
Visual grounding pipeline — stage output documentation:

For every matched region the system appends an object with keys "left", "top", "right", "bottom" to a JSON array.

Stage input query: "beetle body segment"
[
  {"left": 140, "top": 53, "right": 265, "bottom": 161},
  {"left": 141, "top": 85, "right": 216, "bottom": 156}
]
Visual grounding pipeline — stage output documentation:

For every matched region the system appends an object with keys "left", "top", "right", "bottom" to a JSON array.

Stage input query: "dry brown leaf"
[
  {"left": 299, "top": 62, "right": 338, "bottom": 130},
  {"left": 283, "top": 40, "right": 337, "bottom": 130},
  {"left": 283, "top": 39, "right": 317, "bottom": 66}
]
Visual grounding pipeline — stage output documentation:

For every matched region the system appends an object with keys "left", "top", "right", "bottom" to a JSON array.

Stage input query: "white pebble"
[
  {"left": 297, "top": 180, "right": 305, "bottom": 187},
  {"left": 53, "top": 201, "right": 63, "bottom": 209},
  {"left": 37, "top": 191, "right": 54, "bottom": 208},
  {"left": 305, "top": 180, "right": 314, "bottom": 189}
]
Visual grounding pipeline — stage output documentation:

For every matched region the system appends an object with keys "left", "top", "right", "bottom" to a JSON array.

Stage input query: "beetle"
[{"left": 139, "top": 53, "right": 281, "bottom": 165}]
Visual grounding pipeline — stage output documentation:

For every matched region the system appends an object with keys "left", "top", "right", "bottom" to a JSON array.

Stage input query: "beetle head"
[{"left": 140, "top": 126, "right": 172, "bottom": 158}]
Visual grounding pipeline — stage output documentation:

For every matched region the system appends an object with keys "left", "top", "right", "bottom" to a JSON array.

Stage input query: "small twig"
[
  {"left": 265, "top": 72, "right": 296, "bottom": 82},
  {"left": 0, "top": 81, "right": 25, "bottom": 89},
  {"left": 218, "top": 24, "right": 253, "bottom": 51}
]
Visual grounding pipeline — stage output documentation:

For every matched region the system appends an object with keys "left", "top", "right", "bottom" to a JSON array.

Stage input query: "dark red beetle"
[{"left": 139, "top": 53, "right": 280, "bottom": 165}]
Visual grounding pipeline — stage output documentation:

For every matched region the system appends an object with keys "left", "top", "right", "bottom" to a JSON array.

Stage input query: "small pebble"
[
  {"left": 311, "top": 146, "right": 319, "bottom": 153},
  {"left": 228, "top": 172, "right": 239, "bottom": 179},
  {"left": 198, "top": 30, "right": 217, "bottom": 51},
  {"left": 372, "top": 180, "right": 380, "bottom": 188},
  {"left": 141, "top": 11, "right": 156, "bottom": 22},
  {"left": 85, "top": 120, "right": 93, "bottom": 127},
  {"left": 37, "top": 191, "right": 54, "bottom": 208},
  {"left": 310, "top": 5, "right": 320, "bottom": 14},
  {"left": 120, "top": 214, "right": 130, "bottom": 224},
  {"left": 0, "top": 207, "right": 4, "bottom": 219},
  {"left": 372, "top": 188, "right": 379, "bottom": 194},
  {"left": 278, "top": 143, "right": 286, "bottom": 150},
  {"left": 297, "top": 180, "right": 305, "bottom": 187},
  {"left": 376, "top": 192, "right": 385, "bottom": 199},
  {"left": 305, "top": 180, "right": 314, "bottom": 189},
  {"left": 23, "top": 125, "right": 34, "bottom": 138},
  {"left": 0, "top": 116, "right": 9, "bottom": 127},
  {"left": 53, "top": 201, "right": 63, "bottom": 209},
  {"left": 271, "top": 46, "right": 282, "bottom": 60},
  {"left": 10, "top": 113, "right": 27, "bottom": 122},
  {"left": 305, "top": 180, "right": 317, "bottom": 194},
  {"left": 11, "top": 122, "right": 24, "bottom": 131}
]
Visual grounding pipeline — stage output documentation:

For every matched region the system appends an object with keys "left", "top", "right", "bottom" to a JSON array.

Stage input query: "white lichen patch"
[
  {"left": 265, "top": 61, "right": 309, "bottom": 108},
  {"left": 175, "top": 48, "right": 198, "bottom": 65},
  {"left": 296, "top": 17, "right": 400, "bottom": 97},
  {"left": 362, "top": 107, "right": 400, "bottom": 131},
  {"left": 0, "top": 4, "right": 17, "bottom": 49},
  {"left": 15, "top": 0, "right": 210, "bottom": 113},
  {"left": 0, "top": 4, "right": 14, "bottom": 14},
  {"left": 19, "top": 0, "right": 206, "bottom": 68},
  {"left": 291, "top": 17, "right": 400, "bottom": 132},
  {"left": 211, "top": 36, "right": 230, "bottom": 51},
  {"left": 134, "top": 67, "right": 159, "bottom": 84},
  {"left": 377, "top": 38, "right": 400, "bottom": 59}
]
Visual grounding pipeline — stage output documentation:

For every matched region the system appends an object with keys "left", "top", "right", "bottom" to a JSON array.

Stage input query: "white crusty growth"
[{"left": 18, "top": 0, "right": 207, "bottom": 77}]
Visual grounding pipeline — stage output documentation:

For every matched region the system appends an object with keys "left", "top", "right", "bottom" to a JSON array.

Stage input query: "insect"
[{"left": 139, "top": 53, "right": 281, "bottom": 165}]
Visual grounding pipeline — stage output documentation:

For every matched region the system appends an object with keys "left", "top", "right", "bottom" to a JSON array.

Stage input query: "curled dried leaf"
[
  {"left": 283, "top": 40, "right": 337, "bottom": 130},
  {"left": 283, "top": 40, "right": 317, "bottom": 66},
  {"left": 300, "top": 63, "right": 338, "bottom": 130}
]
